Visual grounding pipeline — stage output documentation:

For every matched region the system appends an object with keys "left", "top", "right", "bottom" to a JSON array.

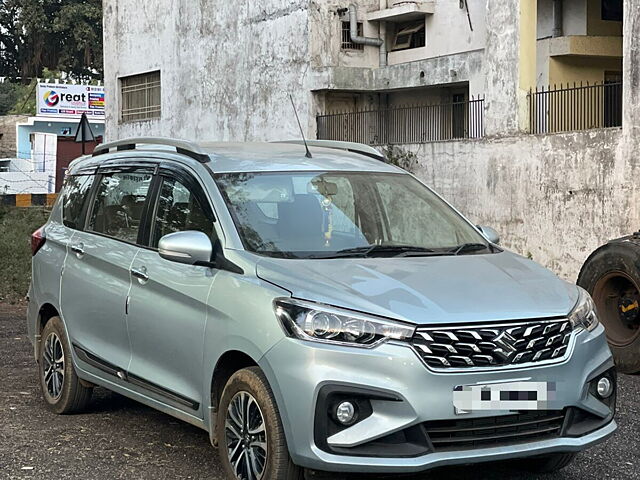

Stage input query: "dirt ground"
[{"left": 1, "top": 305, "right": 638, "bottom": 480}]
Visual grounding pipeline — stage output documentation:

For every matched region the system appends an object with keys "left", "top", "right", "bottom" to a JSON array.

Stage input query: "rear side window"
[
  {"left": 151, "top": 176, "right": 215, "bottom": 247},
  {"left": 62, "top": 175, "right": 95, "bottom": 230},
  {"left": 88, "top": 172, "right": 153, "bottom": 243}
]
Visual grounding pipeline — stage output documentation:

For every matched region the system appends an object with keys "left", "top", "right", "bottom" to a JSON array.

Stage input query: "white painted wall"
[
  {"left": 311, "top": 0, "right": 487, "bottom": 69},
  {"left": 104, "top": 0, "right": 316, "bottom": 142},
  {"left": 396, "top": 128, "right": 627, "bottom": 281},
  {"left": 424, "top": 0, "right": 486, "bottom": 58},
  {"left": 537, "top": 0, "right": 588, "bottom": 39}
]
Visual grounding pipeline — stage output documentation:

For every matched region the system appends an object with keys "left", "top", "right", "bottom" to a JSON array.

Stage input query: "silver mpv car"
[{"left": 28, "top": 138, "right": 616, "bottom": 479}]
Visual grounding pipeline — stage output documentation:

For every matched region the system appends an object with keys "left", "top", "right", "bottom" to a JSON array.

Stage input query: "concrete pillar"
[
  {"left": 483, "top": 0, "right": 537, "bottom": 136},
  {"left": 623, "top": 0, "right": 640, "bottom": 135}
]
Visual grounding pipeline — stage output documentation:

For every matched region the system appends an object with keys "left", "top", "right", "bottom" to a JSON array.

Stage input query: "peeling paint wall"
[
  {"left": 0, "top": 116, "right": 27, "bottom": 157},
  {"left": 104, "top": 0, "right": 315, "bottom": 142},
  {"left": 395, "top": 128, "right": 629, "bottom": 280},
  {"left": 102, "top": 0, "right": 640, "bottom": 282}
]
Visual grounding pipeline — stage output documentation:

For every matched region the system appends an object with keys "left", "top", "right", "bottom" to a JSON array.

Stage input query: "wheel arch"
[
  {"left": 210, "top": 350, "right": 259, "bottom": 416},
  {"left": 38, "top": 303, "right": 60, "bottom": 334},
  {"left": 32, "top": 302, "right": 61, "bottom": 361}
]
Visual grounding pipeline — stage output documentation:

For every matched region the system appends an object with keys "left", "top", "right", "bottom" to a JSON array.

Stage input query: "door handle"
[
  {"left": 71, "top": 243, "right": 85, "bottom": 257},
  {"left": 131, "top": 266, "right": 149, "bottom": 282}
]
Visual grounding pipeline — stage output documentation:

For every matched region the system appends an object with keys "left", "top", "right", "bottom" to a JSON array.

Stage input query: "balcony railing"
[
  {"left": 317, "top": 97, "right": 485, "bottom": 145},
  {"left": 528, "top": 82, "right": 622, "bottom": 134}
]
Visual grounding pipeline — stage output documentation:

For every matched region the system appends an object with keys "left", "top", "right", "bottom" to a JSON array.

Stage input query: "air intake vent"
[{"left": 424, "top": 410, "right": 566, "bottom": 452}]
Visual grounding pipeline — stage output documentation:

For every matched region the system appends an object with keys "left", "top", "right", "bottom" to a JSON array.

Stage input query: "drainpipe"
[
  {"left": 552, "top": 0, "right": 563, "bottom": 37},
  {"left": 348, "top": 4, "right": 387, "bottom": 67}
]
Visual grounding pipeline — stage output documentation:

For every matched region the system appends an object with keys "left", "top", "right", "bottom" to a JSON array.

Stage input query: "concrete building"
[{"left": 103, "top": 0, "right": 637, "bottom": 281}]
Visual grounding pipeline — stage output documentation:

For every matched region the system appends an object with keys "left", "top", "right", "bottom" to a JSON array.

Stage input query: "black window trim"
[
  {"left": 72, "top": 159, "right": 232, "bottom": 266},
  {"left": 142, "top": 164, "right": 218, "bottom": 250},
  {"left": 62, "top": 173, "right": 96, "bottom": 231},
  {"left": 82, "top": 166, "right": 158, "bottom": 246}
]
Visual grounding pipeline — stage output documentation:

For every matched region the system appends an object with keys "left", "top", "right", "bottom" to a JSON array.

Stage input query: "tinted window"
[
  {"left": 88, "top": 172, "right": 152, "bottom": 243},
  {"left": 62, "top": 175, "right": 94, "bottom": 229},
  {"left": 151, "top": 176, "right": 215, "bottom": 247}
]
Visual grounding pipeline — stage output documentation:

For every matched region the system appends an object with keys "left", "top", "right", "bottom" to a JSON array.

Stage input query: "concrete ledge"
[
  {"left": 1, "top": 194, "right": 57, "bottom": 208},
  {"left": 367, "top": 2, "right": 435, "bottom": 23},
  {"left": 549, "top": 36, "right": 623, "bottom": 58}
]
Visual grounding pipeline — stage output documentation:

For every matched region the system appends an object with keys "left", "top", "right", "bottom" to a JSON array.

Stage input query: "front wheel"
[{"left": 217, "top": 366, "right": 303, "bottom": 480}]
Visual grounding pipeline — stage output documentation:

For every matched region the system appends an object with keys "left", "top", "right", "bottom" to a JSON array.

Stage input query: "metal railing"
[
  {"left": 529, "top": 82, "right": 622, "bottom": 134},
  {"left": 317, "top": 96, "right": 485, "bottom": 145}
]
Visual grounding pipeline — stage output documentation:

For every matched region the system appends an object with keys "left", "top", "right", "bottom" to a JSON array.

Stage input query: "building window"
[
  {"left": 602, "top": 0, "right": 623, "bottom": 22},
  {"left": 120, "top": 71, "right": 161, "bottom": 123},
  {"left": 341, "top": 21, "right": 364, "bottom": 51},
  {"left": 391, "top": 22, "right": 426, "bottom": 51}
]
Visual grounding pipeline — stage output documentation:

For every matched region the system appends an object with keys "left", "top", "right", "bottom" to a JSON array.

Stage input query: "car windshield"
[{"left": 215, "top": 171, "right": 491, "bottom": 259}]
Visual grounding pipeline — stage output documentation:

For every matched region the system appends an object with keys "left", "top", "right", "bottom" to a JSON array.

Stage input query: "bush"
[{"left": 0, "top": 207, "right": 49, "bottom": 304}]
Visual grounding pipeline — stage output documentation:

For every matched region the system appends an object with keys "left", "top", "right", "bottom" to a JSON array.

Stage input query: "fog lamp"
[
  {"left": 335, "top": 401, "right": 356, "bottom": 425},
  {"left": 596, "top": 377, "right": 613, "bottom": 399}
]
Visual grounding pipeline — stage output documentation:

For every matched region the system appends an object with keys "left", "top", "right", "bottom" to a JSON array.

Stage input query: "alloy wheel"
[
  {"left": 225, "top": 391, "right": 268, "bottom": 480},
  {"left": 42, "top": 332, "right": 65, "bottom": 400}
]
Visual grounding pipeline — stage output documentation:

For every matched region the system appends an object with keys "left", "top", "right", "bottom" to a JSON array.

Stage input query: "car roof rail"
[
  {"left": 275, "top": 140, "right": 385, "bottom": 162},
  {"left": 92, "top": 137, "right": 210, "bottom": 163}
]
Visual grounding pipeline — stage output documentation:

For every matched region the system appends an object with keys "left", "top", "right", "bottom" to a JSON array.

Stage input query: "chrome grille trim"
[{"left": 411, "top": 319, "right": 574, "bottom": 371}]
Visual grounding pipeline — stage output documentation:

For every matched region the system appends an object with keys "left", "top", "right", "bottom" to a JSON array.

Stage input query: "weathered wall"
[
  {"left": 0, "top": 116, "right": 28, "bottom": 158},
  {"left": 103, "top": 0, "right": 315, "bottom": 142},
  {"left": 396, "top": 127, "right": 630, "bottom": 280},
  {"left": 310, "top": 0, "right": 486, "bottom": 69}
]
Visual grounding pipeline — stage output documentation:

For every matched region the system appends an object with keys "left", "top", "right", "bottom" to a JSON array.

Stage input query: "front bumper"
[{"left": 260, "top": 323, "right": 616, "bottom": 473}]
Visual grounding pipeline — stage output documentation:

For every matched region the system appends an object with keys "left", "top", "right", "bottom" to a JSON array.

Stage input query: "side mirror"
[
  {"left": 158, "top": 231, "right": 213, "bottom": 265},
  {"left": 477, "top": 225, "right": 500, "bottom": 245}
]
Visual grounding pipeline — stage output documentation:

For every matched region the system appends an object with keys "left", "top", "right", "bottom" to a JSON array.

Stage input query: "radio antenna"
[{"left": 289, "top": 94, "right": 312, "bottom": 158}]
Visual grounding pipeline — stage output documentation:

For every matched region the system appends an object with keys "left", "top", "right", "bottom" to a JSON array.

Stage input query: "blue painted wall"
[{"left": 17, "top": 119, "right": 105, "bottom": 159}]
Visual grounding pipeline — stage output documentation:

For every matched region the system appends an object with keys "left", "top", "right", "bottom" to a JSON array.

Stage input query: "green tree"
[
  {"left": 0, "top": 0, "right": 102, "bottom": 81},
  {"left": 0, "top": 82, "right": 20, "bottom": 115},
  {"left": 54, "top": 0, "right": 103, "bottom": 78}
]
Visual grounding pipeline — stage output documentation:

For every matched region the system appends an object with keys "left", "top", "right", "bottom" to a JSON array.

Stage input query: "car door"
[
  {"left": 61, "top": 166, "right": 154, "bottom": 374},
  {"left": 126, "top": 167, "right": 217, "bottom": 413}
]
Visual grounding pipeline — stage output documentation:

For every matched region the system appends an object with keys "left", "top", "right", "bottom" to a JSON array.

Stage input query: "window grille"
[
  {"left": 120, "top": 71, "right": 161, "bottom": 123},
  {"left": 341, "top": 21, "right": 364, "bottom": 51}
]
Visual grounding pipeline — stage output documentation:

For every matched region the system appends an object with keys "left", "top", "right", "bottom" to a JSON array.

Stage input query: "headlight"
[
  {"left": 569, "top": 287, "right": 599, "bottom": 332},
  {"left": 274, "top": 298, "right": 415, "bottom": 348}
]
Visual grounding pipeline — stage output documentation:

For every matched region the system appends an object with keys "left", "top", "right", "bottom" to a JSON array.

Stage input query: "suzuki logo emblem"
[{"left": 493, "top": 332, "right": 518, "bottom": 360}]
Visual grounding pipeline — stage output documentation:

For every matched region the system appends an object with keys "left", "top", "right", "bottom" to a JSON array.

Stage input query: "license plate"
[{"left": 453, "top": 381, "right": 555, "bottom": 415}]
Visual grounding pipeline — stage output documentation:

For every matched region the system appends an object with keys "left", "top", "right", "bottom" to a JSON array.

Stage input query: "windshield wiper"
[
  {"left": 449, "top": 243, "right": 491, "bottom": 255},
  {"left": 324, "top": 245, "right": 438, "bottom": 259}
]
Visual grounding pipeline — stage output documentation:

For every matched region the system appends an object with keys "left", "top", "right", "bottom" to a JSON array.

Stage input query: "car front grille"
[
  {"left": 424, "top": 410, "right": 566, "bottom": 452},
  {"left": 411, "top": 319, "right": 572, "bottom": 370}
]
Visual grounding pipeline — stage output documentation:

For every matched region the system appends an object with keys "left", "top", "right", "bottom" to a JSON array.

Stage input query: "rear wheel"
[
  {"left": 217, "top": 366, "right": 303, "bottom": 480},
  {"left": 38, "top": 316, "right": 93, "bottom": 414},
  {"left": 521, "top": 452, "right": 576, "bottom": 473},
  {"left": 578, "top": 242, "right": 640, "bottom": 373}
]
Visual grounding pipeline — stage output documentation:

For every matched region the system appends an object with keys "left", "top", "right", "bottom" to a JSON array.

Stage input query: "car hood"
[{"left": 256, "top": 251, "right": 579, "bottom": 325}]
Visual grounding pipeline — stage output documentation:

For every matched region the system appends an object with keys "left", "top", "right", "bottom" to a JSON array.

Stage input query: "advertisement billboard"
[{"left": 37, "top": 83, "right": 105, "bottom": 119}]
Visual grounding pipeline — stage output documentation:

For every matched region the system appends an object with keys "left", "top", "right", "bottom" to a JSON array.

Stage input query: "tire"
[
  {"left": 38, "top": 316, "right": 93, "bottom": 414},
  {"left": 521, "top": 452, "right": 576, "bottom": 473},
  {"left": 217, "top": 366, "right": 303, "bottom": 480},
  {"left": 578, "top": 242, "right": 640, "bottom": 374}
]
